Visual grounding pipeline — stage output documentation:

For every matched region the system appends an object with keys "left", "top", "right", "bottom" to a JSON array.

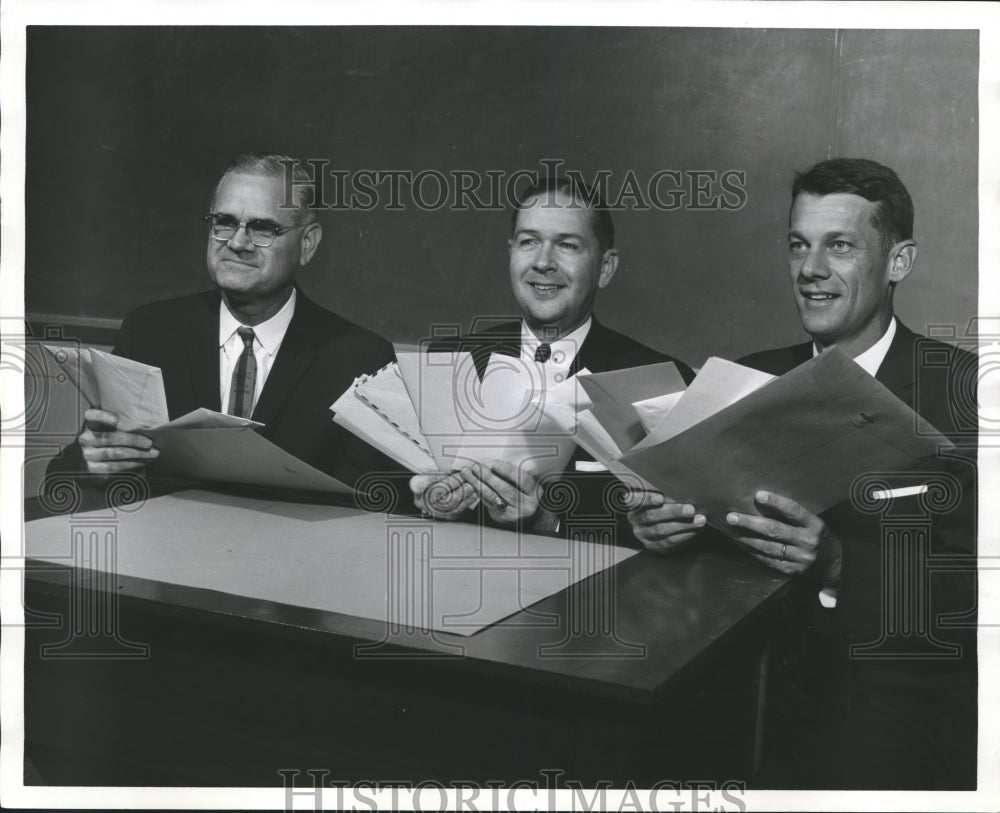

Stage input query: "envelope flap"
[{"left": 578, "top": 361, "right": 685, "bottom": 451}]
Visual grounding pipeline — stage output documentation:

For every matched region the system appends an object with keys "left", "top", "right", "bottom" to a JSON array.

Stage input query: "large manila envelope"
[
  {"left": 619, "top": 348, "right": 952, "bottom": 528},
  {"left": 142, "top": 424, "right": 355, "bottom": 496},
  {"left": 577, "top": 362, "right": 687, "bottom": 453}
]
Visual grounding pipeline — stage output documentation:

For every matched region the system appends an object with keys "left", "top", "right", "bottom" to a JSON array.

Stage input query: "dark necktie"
[
  {"left": 228, "top": 327, "right": 257, "bottom": 418},
  {"left": 534, "top": 343, "right": 552, "bottom": 363}
]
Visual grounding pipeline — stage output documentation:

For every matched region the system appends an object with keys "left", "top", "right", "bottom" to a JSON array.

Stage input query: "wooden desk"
[{"left": 22, "top": 484, "right": 789, "bottom": 787}]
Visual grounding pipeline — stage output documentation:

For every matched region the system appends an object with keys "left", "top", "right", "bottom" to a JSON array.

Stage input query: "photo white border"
[{"left": 2, "top": 1, "right": 998, "bottom": 810}]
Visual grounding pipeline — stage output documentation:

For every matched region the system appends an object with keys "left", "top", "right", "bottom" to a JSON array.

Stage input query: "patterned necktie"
[
  {"left": 228, "top": 327, "right": 257, "bottom": 418},
  {"left": 534, "top": 343, "right": 552, "bottom": 363}
]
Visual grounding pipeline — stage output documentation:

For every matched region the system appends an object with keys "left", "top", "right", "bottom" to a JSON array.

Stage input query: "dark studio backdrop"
[{"left": 24, "top": 26, "right": 978, "bottom": 367}]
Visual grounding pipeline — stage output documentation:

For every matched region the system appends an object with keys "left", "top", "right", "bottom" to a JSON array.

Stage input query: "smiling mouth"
[
  {"left": 800, "top": 291, "right": 838, "bottom": 301},
  {"left": 528, "top": 282, "right": 565, "bottom": 294}
]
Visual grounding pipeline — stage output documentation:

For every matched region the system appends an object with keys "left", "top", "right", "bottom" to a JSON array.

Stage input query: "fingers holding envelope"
[
  {"left": 410, "top": 473, "right": 479, "bottom": 520},
  {"left": 459, "top": 461, "right": 556, "bottom": 529},
  {"left": 725, "top": 490, "right": 842, "bottom": 584},
  {"left": 624, "top": 490, "right": 706, "bottom": 554},
  {"left": 79, "top": 408, "right": 159, "bottom": 474}
]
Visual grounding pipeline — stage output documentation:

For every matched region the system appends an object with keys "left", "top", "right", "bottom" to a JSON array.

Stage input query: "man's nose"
[
  {"left": 532, "top": 242, "right": 556, "bottom": 271},
  {"left": 226, "top": 223, "right": 255, "bottom": 251},
  {"left": 797, "top": 248, "right": 830, "bottom": 280}
]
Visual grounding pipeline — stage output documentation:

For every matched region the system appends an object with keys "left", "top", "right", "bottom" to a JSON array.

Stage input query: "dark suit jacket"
[
  {"left": 48, "top": 288, "right": 404, "bottom": 493},
  {"left": 432, "top": 317, "right": 695, "bottom": 540},
  {"left": 740, "top": 321, "right": 977, "bottom": 787}
]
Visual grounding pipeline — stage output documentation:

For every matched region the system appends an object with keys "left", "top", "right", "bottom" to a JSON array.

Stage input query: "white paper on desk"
[
  {"left": 25, "top": 490, "right": 639, "bottom": 636},
  {"left": 634, "top": 357, "right": 775, "bottom": 450},
  {"left": 330, "top": 364, "right": 438, "bottom": 474},
  {"left": 142, "top": 426, "right": 355, "bottom": 495},
  {"left": 43, "top": 344, "right": 169, "bottom": 430}
]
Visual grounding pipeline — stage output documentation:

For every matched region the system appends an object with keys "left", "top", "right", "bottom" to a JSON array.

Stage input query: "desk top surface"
[{"left": 24, "top": 484, "right": 789, "bottom": 705}]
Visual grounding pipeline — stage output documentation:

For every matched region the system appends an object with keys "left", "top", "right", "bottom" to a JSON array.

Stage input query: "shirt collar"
[
  {"left": 812, "top": 316, "right": 896, "bottom": 376},
  {"left": 520, "top": 316, "right": 593, "bottom": 367},
  {"left": 218, "top": 288, "right": 297, "bottom": 356}
]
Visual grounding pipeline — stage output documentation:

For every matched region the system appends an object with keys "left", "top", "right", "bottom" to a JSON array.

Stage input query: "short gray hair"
[{"left": 211, "top": 152, "right": 317, "bottom": 225}]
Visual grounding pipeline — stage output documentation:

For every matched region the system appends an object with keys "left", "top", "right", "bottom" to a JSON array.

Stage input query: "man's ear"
[
  {"left": 888, "top": 239, "right": 917, "bottom": 284},
  {"left": 598, "top": 249, "right": 619, "bottom": 289},
  {"left": 299, "top": 222, "right": 323, "bottom": 266}
]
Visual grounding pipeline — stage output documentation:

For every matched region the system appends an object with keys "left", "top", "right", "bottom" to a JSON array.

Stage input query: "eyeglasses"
[{"left": 204, "top": 213, "right": 306, "bottom": 247}]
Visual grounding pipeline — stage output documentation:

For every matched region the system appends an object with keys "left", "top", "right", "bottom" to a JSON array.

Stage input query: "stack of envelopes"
[{"left": 331, "top": 347, "right": 585, "bottom": 480}]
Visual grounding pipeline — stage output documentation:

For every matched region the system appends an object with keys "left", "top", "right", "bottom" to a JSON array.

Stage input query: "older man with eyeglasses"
[{"left": 50, "top": 152, "right": 398, "bottom": 489}]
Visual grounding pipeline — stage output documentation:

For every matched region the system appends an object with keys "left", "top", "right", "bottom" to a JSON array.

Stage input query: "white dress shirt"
[
  {"left": 812, "top": 316, "right": 896, "bottom": 375},
  {"left": 519, "top": 317, "right": 592, "bottom": 390},
  {"left": 219, "top": 289, "right": 296, "bottom": 416}
]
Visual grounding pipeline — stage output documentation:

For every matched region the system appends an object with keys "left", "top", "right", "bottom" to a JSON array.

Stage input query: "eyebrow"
[
  {"left": 213, "top": 213, "right": 285, "bottom": 227},
  {"left": 787, "top": 229, "right": 857, "bottom": 242},
  {"left": 514, "top": 228, "right": 585, "bottom": 240}
]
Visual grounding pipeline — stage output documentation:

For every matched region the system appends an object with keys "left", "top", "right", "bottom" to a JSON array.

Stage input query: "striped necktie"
[{"left": 228, "top": 327, "right": 257, "bottom": 418}]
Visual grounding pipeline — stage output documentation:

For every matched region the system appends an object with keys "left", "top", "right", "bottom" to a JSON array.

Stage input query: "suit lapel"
[
  {"left": 181, "top": 291, "right": 222, "bottom": 414},
  {"left": 250, "top": 293, "right": 320, "bottom": 426},
  {"left": 473, "top": 323, "right": 520, "bottom": 379},
  {"left": 874, "top": 322, "right": 917, "bottom": 407},
  {"left": 569, "top": 318, "right": 608, "bottom": 377}
]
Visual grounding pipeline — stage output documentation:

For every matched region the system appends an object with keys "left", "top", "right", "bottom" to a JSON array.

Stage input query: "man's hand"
[
  {"left": 725, "top": 490, "right": 842, "bottom": 585},
  {"left": 625, "top": 491, "right": 705, "bottom": 553},
  {"left": 78, "top": 408, "right": 159, "bottom": 474},
  {"left": 410, "top": 472, "right": 479, "bottom": 520},
  {"left": 458, "top": 461, "right": 559, "bottom": 531}
]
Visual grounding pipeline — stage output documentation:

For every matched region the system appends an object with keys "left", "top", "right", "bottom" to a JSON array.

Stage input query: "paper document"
[
  {"left": 143, "top": 426, "right": 354, "bottom": 495},
  {"left": 577, "top": 362, "right": 687, "bottom": 453},
  {"left": 43, "top": 344, "right": 170, "bottom": 430},
  {"left": 633, "top": 391, "right": 684, "bottom": 433},
  {"left": 331, "top": 363, "right": 438, "bottom": 474},
  {"left": 40, "top": 345, "right": 353, "bottom": 495},
  {"left": 634, "top": 357, "right": 775, "bottom": 449},
  {"left": 388, "top": 347, "right": 581, "bottom": 479},
  {"left": 25, "top": 490, "right": 639, "bottom": 636},
  {"left": 620, "top": 348, "right": 952, "bottom": 528}
]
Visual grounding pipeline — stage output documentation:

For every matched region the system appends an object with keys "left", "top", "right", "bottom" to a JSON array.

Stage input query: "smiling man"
[
  {"left": 725, "top": 159, "right": 976, "bottom": 789},
  {"left": 51, "top": 153, "right": 397, "bottom": 488},
  {"left": 411, "top": 174, "right": 693, "bottom": 534}
]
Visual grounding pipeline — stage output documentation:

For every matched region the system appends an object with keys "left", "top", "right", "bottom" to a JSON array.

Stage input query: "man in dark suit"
[
  {"left": 411, "top": 175, "right": 693, "bottom": 536},
  {"left": 52, "top": 153, "right": 397, "bottom": 489},
  {"left": 630, "top": 157, "right": 978, "bottom": 788}
]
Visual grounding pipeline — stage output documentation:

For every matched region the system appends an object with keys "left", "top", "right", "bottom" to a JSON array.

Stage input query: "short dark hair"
[
  {"left": 211, "top": 152, "right": 317, "bottom": 225},
  {"left": 791, "top": 158, "right": 914, "bottom": 253},
  {"left": 511, "top": 175, "right": 615, "bottom": 253}
]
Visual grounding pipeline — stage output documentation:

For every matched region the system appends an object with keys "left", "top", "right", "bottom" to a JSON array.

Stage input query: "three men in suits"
[
  {"left": 57, "top": 153, "right": 396, "bottom": 487},
  {"left": 629, "top": 157, "right": 977, "bottom": 788},
  {"left": 411, "top": 175, "right": 693, "bottom": 534}
]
